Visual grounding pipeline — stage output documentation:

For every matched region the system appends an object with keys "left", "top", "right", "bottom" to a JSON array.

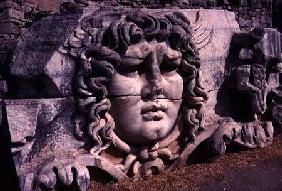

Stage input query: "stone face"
[
  {"left": 1, "top": 5, "right": 282, "bottom": 191},
  {"left": 70, "top": 9, "right": 211, "bottom": 179}
]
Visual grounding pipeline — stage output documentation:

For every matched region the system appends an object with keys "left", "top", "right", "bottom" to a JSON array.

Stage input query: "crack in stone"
[{"left": 108, "top": 94, "right": 182, "bottom": 101}]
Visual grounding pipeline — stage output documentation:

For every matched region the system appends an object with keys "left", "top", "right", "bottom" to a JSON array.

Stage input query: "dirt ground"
[{"left": 88, "top": 135, "right": 282, "bottom": 191}]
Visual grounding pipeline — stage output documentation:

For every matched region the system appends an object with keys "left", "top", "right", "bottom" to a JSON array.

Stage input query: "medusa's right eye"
[
  {"left": 116, "top": 41, "right": 151, "bottom": 78},
  {"left": 122, "top": 41, "right": 151, "bottom": 60}
]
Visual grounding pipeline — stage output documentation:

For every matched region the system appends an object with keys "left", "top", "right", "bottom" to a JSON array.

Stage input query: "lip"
[
  {"left": 141, "top": 102, "right": 168, "bottom": 121},
  {"left": 142, "top": 111, "right": 164, "bottom": 121}
]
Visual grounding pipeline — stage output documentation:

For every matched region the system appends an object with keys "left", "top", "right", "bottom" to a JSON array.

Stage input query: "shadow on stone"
[
  {"left": 88, "top": 166, "right": 116, "bottom": 184},
  {"left": 0, "top": 105, "right": 20, "bottom": 191}
]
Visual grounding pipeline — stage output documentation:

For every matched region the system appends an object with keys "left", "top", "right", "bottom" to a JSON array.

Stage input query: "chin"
[{"left": 140, "top": 121, "right": 173, "bottom": 142}]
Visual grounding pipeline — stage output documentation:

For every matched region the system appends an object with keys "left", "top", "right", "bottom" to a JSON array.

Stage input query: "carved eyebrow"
[
  {"left": 124, "top": 44, "right": 151, "bottom": 58},
  {"left": 120, "top": 55, "right": 144, "bottom": 66},
  {"left": 120, "top": 43, "right": 151, "bottom": 66}
]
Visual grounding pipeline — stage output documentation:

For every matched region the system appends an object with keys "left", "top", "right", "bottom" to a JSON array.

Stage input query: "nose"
[{"left": 141, "top": 48, "right": 163, "bottom": 100}]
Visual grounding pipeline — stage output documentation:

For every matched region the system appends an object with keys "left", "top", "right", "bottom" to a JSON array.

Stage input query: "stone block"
[
  {"left": 24, "top": 0, "right": 40, "bottom": 4},
  {"left": 0, "top": 17, "right": 24, "bottom": 25},
  {"left": 5, "top": 99, "right": 39, "bottom": 145},
  {"left": 0, "top": 8, "right": 24, "bottom": 21},
  {"left": 0, "top": 40, "right": 13, "bottom": 50},
  {"left": 3, "top": 7, "right": 280, "bottom": 191},
  {"left": 5, "top": 98, "right": 83, "bottom": 170},
  {"left": 0, "top": 33, "right": 19, "bottom": 42},
  {"left": 0, "top": 1, "right": 21, "bottom": 11},
  {"left": 262, "top": 28, "right": 282, "bottom": 60},
  {"left": 9, "top": 14, "right": 82, "bottom": 97}
]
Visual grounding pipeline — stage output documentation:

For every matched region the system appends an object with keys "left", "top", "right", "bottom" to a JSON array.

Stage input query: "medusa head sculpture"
[
  {"left": 71, "top": 9, "right": 208, "bottom": 176},
  {"left": 23, "top": 9, "right": 209, "bottom": 190}
]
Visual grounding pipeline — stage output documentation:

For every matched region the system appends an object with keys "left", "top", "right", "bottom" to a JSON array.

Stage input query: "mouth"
[
  {"left": 142, "top": 111, "right": 164, "bottom": 121},
  {"left": 141, "top": 102, "right": 168, "bottom": 121}
]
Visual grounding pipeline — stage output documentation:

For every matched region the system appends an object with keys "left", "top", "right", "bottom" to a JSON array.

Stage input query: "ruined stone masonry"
[{"left": 0, "top": 0, "right": 282, "bottom": 191}]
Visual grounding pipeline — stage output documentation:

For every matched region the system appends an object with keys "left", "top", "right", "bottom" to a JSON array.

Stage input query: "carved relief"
[
  {"left": 15, "top": 9, "right": 212, "bottom": 190},
  {"left": 3, "top": 6, "right": 282, "bottom": 191},
  {"left": 233, "top": 28, "right": 269, "bottom": 118},
  {"left": 270, "top": 62, "right": 282, "bottom": 132},
  {"left": 213, "top": 27, "right": 282, "bottom": 153},
  {"left": 72, "top": 10, "right": 208, "bottom": 176}
]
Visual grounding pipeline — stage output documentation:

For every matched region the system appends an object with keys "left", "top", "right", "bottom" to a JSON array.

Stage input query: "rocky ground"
[{"left": 89, "top": 135, "right": 282, "bottom": 191}]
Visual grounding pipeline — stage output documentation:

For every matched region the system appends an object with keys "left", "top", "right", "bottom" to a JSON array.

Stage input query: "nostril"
[
  {"left": 141, "top": 86, "right": 153, "bottom": 100},
  {"left": 151, "top": 81, "right": 164, "bottom": 96},
  {"left": 154, "top": 86, "right": 164, "bottom": 96}
]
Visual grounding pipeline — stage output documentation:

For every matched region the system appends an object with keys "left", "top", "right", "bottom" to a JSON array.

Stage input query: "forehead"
[
  {"left": 125, "top": 40, "right": 169, "bottom": 55},
  {"left": 125, "top": 40, "right": 182, "bottom": 56},
  {"left": 120, "top": 40, "right": 182, "bottom": 65}
]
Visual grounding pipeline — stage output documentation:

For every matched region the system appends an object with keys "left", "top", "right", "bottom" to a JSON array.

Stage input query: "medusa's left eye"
[
  {"left": 160, "top": 48, "right": 182, "bottom": 74},
  {"left": 160, "top": 61, "right": 179, "bottom": 76},
  {"left": 122, "top": 41, "right": 151, "bottom": 61}
]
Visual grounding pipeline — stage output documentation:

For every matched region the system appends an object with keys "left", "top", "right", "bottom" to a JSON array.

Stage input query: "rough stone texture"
[
  {"left": 8, "top": 13, "right": 81, "bottom": 98},
  {"left": 273, "top": 0, "right": 282, "bottom": 33},
  {"left": 37, "top": 0, "right": 62, "bottom": 12},
  {"left": 6, "top": 98, "right": 85, "bottom": 188},
  {"left": 0, "top": 0, "right": 279, "bottom": 77},
  {"left": 0, "top": 0, "right": 56, "bottom": 71},
  {"left": 3, "top": 4, "right": 281, "bottom": 191},
  {"left": 0, "top": 1, "right": 26, "bottom": 69},
  {"left": 1, "top": 2, "right": 282, "bottom": 191}
]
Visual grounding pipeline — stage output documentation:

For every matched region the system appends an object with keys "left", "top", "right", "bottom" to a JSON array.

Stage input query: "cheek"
[
  {"left": 108, "top": 72, "right": 141, "bottom": 96},
  {"left": 162, "top": 73, "right": 183, "bottom": 99},
  {"left": 166, "top": 100, "right": 182, "bottom": 121},
  {"left": 109, "top": 97, "right": 141, "bottom": 132}
]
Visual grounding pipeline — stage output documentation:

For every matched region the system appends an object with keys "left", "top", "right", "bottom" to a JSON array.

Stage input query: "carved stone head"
[
  {"left": 6, "top": 7, "right": 280, "bottom": 191},
  {"left": 71, "top": 9, "right": 208, "bottom": 176}
]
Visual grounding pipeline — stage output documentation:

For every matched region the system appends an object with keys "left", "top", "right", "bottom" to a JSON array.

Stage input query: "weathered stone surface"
[
  {"left": 8, "top": 14, "right": 81, "bottom": 97},
  {"left": 0, "top": 22, "right": 20, "bottom": 35},
  {"left": 0, "top": 1, "right": 22, "bottom": 11},
  {"left": 210, "top": 118, "right": 274, "bottom": 155},
  {"left": 5, "top": 98, "right": 84, "bottom": 173},
  {"left": 1, "top": 5, "right": 282, "bottom": 191},
  {"left": 0, "top": 8, "right": 25, "bottom": 22},
  {"left": 22, "top": 2, "right": 39, "bottom": 13},
  {"left": 5, "top": 99, "right": 39, "bottom": 170}
]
